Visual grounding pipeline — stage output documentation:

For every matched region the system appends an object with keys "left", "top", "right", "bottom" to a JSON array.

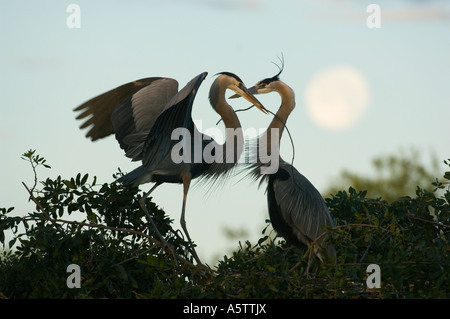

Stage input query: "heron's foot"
[
  {"left": 187, "top": 244, "right": 213, "bottom": 276},
  {"left": 187, "top": 241, "right": 208, "bottom": 270},
  {"left": 179, "top": 220, "right": 209, "bottom": 270},
  {"left": 160, "top": 237, "right": 180, "bottom": 264},
  {"left": 288, "top": 248, "right": 318, "bottom": 278}
]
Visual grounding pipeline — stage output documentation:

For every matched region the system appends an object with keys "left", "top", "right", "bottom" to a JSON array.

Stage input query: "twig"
[
  {"left": 22, "top": 181, "right": 50, "bottom": 219},
  {"left": 359, "top": 241, "right": 372, "bottom": 263},
  {"left": 407, "top": 212, "right": 450, "bottom": 229}
]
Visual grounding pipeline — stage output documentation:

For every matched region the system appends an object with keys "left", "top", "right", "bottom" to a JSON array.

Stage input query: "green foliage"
[
  {"left": 1, "top": 151, "right": 208, "bottom": 298},
  {"left": 1, "top": 151, "right": 449, "bottom": 298},
  {"left": 325, "top": 149, "right": 441, "bottom": 202}
]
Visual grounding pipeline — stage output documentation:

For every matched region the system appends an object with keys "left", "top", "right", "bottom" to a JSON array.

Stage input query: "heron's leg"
[
  {"left": 305, "top": 244, "right": 321, "bottom": 278},
  {"left": 139, "top": 182, "right": 178, "bottom": 261},
  {"left": 306, "top": 250, "right": 314, "bottom": 279},
  {"left": 180, "top": 174, "right": 204, "bottom": 267}
]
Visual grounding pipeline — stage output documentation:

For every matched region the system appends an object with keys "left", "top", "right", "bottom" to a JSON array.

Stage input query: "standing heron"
[
  {"left": 232, "top": 69, "right": 336, "bottom": 272},
  {"left": 74, "top": 71, "right": 267, "bottom": 266}
]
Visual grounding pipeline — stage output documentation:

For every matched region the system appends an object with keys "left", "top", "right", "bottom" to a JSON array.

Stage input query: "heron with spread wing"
[{"left": 74, "top": 72, "right": 267, "bottom": 266}]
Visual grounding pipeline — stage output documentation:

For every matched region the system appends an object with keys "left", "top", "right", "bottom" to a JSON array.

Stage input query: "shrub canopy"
[{"left": 1, "top": 151, "right": 449, "bottom": 298}]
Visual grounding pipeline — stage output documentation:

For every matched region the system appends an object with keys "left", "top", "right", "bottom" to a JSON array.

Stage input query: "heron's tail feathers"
[{"left": 113, "top": 165, "right": 152, "bottom": 187}]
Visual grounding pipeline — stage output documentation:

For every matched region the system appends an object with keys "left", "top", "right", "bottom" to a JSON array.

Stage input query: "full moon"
[{"left": 304, "top": 66, "right": 370, "bottom": 131}]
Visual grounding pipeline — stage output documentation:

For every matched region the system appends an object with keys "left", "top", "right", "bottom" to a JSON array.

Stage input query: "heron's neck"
[
  {"left": 209, "top": 79, "right": 241, "bottom": 130},
  {"left": 268, "top": 81, "right": 295, "bottom": 138},
  {"left": 260, "top": 81, "right": 295, "bottom": 160},
  {"left": 209, "top": 78, "right": 244, "bottom": 164}
]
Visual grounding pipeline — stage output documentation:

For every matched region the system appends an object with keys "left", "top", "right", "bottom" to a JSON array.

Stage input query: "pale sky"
[{"left": 1, "top": 0, "right": 449, "bottom": 265}]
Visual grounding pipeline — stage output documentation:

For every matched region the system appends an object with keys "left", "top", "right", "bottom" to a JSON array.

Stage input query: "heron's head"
[
  {"left": 250, "top": 73, "right": 282, "bottom": 95},
  {"left": 230, "top": 56, "right": 285, "bottom": 98},
  {"left": 212, "top": 72, "right": 268, "bottom": 114},
  {"left": 229, "top": 70, "right": 283, "bottom": 99}
]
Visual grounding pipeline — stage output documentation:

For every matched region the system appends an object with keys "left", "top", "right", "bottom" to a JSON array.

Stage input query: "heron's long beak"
[
  {"left": 230, "top": 85, "right": 258, "bottom": 99},
  {"left": 237, "top": 84, "right": 268, "bottom": 114}
]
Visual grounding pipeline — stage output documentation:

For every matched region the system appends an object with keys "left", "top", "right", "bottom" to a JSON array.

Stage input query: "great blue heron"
[
  {"left": 232, "top": 69, "right": 336, "bottom": 272},
  {"left": 74, "top": 71, "right": 267, "bottom": 266}
]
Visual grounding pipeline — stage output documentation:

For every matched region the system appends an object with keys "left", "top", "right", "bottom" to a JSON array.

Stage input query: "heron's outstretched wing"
[
  {"left": 74, "top": 77, "right": 179, "bottom": 161},
  {"left": 268, "top": 161, "right": 334, "bottom": 247},
  {"left": 74, "top": 77, "right": 167, "bottom": 140},
  {"left": 141, "top": 72, "right": 208, "bottom": 169},
  {"left": 110, "top": 79, "right": 179, "bottom": 160}
]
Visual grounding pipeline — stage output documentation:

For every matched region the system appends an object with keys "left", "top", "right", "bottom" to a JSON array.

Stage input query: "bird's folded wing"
[{"left": 273, "top": 165, "right": 329, "bottom": 242}]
